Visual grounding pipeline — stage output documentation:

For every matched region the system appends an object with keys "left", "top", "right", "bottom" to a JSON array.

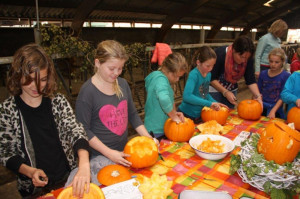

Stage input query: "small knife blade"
[{"left": 149, "top": 131, "right": 165, "bottom": 161}]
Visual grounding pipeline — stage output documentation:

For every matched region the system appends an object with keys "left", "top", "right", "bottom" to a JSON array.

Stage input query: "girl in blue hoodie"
[{"left": 144, "top": 52, "right": 188, "bottom": 138}]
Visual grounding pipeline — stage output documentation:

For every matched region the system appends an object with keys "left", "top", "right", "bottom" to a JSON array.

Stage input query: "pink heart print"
[{"left": 99, "top": 100, "right": 128, "bottom": 136}]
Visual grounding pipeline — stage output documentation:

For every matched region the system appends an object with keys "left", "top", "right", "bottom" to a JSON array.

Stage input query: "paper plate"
[{"left": 101, "top": 178, "right": 142, "bottom": 199}]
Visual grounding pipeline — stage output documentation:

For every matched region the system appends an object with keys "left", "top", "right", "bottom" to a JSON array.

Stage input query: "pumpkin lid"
[{"left": 274, "top": 121, "right": 300, "bottom": 141}]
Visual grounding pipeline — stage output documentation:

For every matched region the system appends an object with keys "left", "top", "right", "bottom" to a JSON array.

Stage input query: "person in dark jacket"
[{"left": 209, "top": 35, "right": 262, "bottom": 109}]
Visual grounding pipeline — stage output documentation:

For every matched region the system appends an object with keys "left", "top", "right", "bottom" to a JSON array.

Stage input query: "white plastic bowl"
[{"left": 189, "top": 134, "right": 235, "bottom": 160}]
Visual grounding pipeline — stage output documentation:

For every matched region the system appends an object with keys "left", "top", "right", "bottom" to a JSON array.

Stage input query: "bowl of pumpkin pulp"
[{"left": 189, "top": 134, "right": 235, "bottom": 160}]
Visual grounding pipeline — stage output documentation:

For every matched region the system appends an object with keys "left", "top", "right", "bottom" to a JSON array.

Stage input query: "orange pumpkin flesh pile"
[
  {"left": 124, "top": 136, "right": 158, "bottom": 168},
  {"left": 97, "top": 164, "right": 131, "bottom": 186},
  {"left": 257, "top": 121, "right": 300, "bottom": 165},
  {"left": 197, "top": 120, "right": 223, "bottom": 135},
  {"left": 201, "top": 106, "right": 229, "bottom": 125},
  {"left": 287, "top": 107, "right": 300, "bottom": 131},
  {"left": 164, "top": 117, "right": 195, "bottom": 142},
  {"left": 57, "top": 183, "right": 105, "bottom": 199},
  {"left": 237, "top": 99, "right": 262, "bottom": 120}
]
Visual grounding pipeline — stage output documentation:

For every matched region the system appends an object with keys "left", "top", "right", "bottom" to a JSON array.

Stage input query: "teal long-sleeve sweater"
[
  {"left": 254, "top": 33, "right": 281, "bottom": 73},
  {"left": 179, "top": 67, "right": 216, "bottom": 118},
  {"left": 144, "top": 71, "right": 174, "bottom": 135},
  {"left": 281, "top": 70, "right": 300, "bottom": 113}
]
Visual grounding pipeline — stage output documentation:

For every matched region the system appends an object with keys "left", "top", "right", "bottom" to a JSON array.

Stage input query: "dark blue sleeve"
[
  {"left": 244, "top": 58, "right": 256, "bottom": 85},
  {"left": 257, "top": 72, "right": 263, "bottom": 93},
  {"left": 211, "top": 46, "right": 226, "bottom": 81}
]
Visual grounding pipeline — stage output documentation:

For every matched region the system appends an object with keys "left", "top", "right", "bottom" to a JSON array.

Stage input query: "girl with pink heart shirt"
[{"left": 76, "top": 40, "right": 155, "bottom": 182}]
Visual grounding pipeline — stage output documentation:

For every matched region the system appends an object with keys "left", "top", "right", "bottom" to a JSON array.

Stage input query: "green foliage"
[
  {"left": 40, "top": 24, "right": 150, "bottom": 79},
  {"left": 124, "top": 42, "right": 150, "bottom": 68},
  {"left": 40, "top": 24, "right": 95, "bottom": 75},
  {"left": 123, "top": 42, "right": 151, "bottom": 77},
  {"left": 229, "top": 154, "right": 241, "bottom": 175},
  {"left": 230, "top": 133, "right": 300, "bottom": 198}
]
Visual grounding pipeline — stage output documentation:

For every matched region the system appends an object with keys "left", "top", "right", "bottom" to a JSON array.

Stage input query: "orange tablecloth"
[
  {"left": 129, "top": 110, "right": 284, "bottom": 199},
  {"left": 42, "top": 110, "right": 287, "bottom": 199}
]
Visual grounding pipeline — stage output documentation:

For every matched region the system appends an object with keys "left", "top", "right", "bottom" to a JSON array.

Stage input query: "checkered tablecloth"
[
  {"left": 41, "top": 110, "right": 287, "bottom": 199},
  {"left": 130, "top": 110, "right": 285, "bottom": 199}
]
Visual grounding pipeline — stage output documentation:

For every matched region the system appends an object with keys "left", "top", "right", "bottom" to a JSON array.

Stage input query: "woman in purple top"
[{"left": 257, "top": 48, "right": 290, "bottom": 119}]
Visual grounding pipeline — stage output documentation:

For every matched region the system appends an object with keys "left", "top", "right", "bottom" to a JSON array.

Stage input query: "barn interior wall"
[{"left": 0, "top": 27, "right": 250, "bottom": 57}]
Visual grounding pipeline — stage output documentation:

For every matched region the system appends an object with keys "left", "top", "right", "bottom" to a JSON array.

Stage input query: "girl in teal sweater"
[
  {"left": 178, "top": 46, "right": 227, "bottom": 123},
  {"left": 144, "top": 52, "right": 188, "bottom": 138}
]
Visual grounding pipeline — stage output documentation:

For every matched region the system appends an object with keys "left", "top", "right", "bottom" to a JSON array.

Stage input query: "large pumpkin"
[
  {"left": 97, "top": 164, "right": 131, "bottom": 186},
  {"left": 237, "top": 100, "right": 262, "bottom": 120},
  {"left": 57, "top": 183, "right": 105, "bottom": 199},
  {"left": 287, "top": 107, "right": 300, "bottom": 131},
  {"left": 124, "top": 136, "right": 158, "bottom": 168},
  {"left": 164, "top": 117, "right": 195, "bottom": 142},
  {"left": 201, "top": 106, "right": 229, "bottom": 125},
  {"left": 257, "top": 121, "right": 300, "bottom": 165}
]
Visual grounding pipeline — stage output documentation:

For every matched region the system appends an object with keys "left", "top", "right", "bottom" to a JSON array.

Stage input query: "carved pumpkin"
[
  {"left": 164, "top": 117, "right": 195, "bottom": 142},
  {"left": 287, "top": 107, "right": 300, "bottom": 131},
  {"left": 237, "top": 100, "right": 262, "bottom": 120},
  {"left": 57, "top": 183, "right": 105, "bottom": 199},
  {"left": 97, "top": 164, "right": 131, "bottom": 186},
  {"left": 124, "top": 136, "right": 158, "bottom": 168},
  {"left": 201, "top": 106, "right": 229, "bottom": 125},
  {"left": 257, "top": 121, "right": 300, "bottom": 165}
]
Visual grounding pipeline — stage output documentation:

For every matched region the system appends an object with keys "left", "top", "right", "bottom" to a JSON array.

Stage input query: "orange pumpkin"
[
  {"left": 164, "top": 117, "right": 195, "bottom": 142},
  {"left": 124, "top": 136, "right": 158, "bottom": 168},
  {"left": 97, "top": 164, "right": 131, "bottom": 186},
  {"left": 257, "top": 121, "right": 300, "bottom": 165},
  {"left": 287, "top": 107, "right": 300, "bottom": 131},
  {"left": 237, "top": 100, "right": 262, "bottom": 120},
  {"left": 57, "top": 183, "right": 105, "bottom": 199},
  {"left": 201, "top": 106, "right": 229, "bottom": 125}
]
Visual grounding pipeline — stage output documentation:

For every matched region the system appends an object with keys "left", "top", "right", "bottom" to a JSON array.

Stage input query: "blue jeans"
[{"left": 209, "top": 90, "right": 237, "bottom": 109}]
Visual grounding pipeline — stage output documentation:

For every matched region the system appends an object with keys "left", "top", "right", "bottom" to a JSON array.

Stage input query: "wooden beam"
[
  {"left": 155, "top": 0, "right": 210, "bottom": 43},
  {"left": 206, "top": 0, "right": 266, "bottom": 41},
  {"left": 241, "top": 1, "right": 300, "bottom": 35},
  {"left": 71, "top": 0, "right": 102, "bottom": 36}
]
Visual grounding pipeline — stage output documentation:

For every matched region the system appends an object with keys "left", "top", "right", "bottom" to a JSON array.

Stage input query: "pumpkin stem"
[{"left": 111, "top": 170, "right": 120, "bottom": 177}]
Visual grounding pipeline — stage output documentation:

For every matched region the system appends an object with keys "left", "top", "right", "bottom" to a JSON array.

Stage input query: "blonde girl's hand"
[
  {"left": 31, "top": 169, "right": 48, "bottom": 187},
  {"left": 224, "top": 91, "right": 237, "bottom": 106},
  {"left": 69, "top": 164, "right": 90, "bottom": 198},
  {"left": 210, "top": 102, "right": 221, "bottom": 111},
  {"left": 107, "top": 150, "right": 132, "bottom": 167}
]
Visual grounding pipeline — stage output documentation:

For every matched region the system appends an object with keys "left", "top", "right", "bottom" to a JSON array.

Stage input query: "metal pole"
[
  {"left": 34, "top": 0, "right": 41, "bottom": 44},
  {"left": 35, "top": 0, "right": 40, "bottom": 30}
]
